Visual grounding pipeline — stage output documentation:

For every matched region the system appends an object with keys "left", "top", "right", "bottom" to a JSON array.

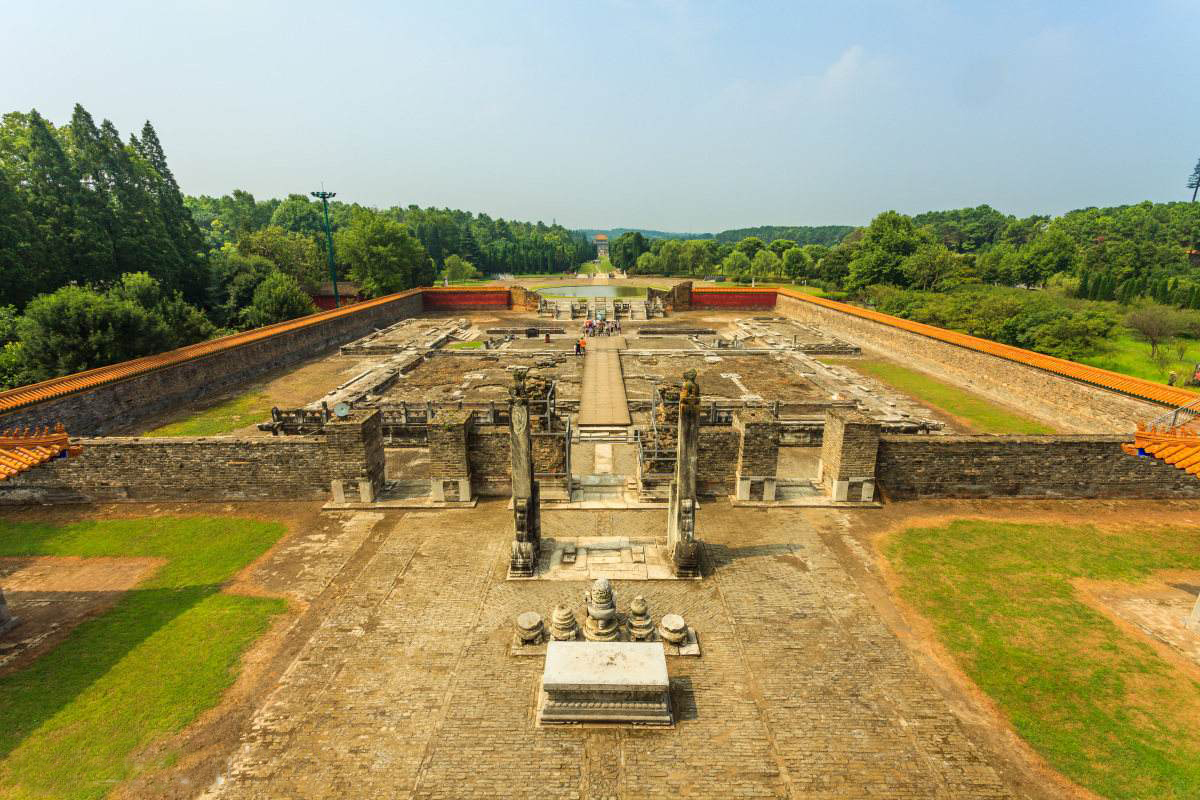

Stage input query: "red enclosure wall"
[
  {"left": 689, "top": 289, "right": 778, "bottom": 310},
  {"left": 422, "top": 289, "right": 512, "bottom": 311}
]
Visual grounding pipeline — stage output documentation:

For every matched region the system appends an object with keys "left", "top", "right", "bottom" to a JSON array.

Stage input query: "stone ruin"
[
  {"left": 666, "top": 370, "right": 702, "bottom": 577},
  {"left": 507, "top": 368, "right": 542, "bottom": 578},
  {"left": 514, "top": 578, "right": 698, "bottom": 655}
]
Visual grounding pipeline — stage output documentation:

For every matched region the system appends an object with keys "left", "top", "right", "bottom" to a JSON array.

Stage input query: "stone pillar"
[
  {"left": 0, "top": 587, "right": 15, "bottom": 634},
  {"left": 819, "top": 408, "right": 881, "bottom": 502},
  {"left": 667, "top": 370, "right": 701, "bottom": 576},
  {"left": 508, "top": 370, "right": 541, "bottom": 577},
  {"left": 733, "top": 409, "right": 780, "bottom": 501},
  {"left": 325, "top": 408, "right": 385, "bottom": 503},
  {"left": 428, "top": 409, "right": 473, "bottom": 502}
]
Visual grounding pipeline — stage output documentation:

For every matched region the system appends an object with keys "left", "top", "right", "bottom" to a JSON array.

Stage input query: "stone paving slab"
[
  {"left": 205, "top": 504, "right": 1012, "bottom": 800},
  {"left": 578, "top": 337, "right": 632, "bottom": 427}
]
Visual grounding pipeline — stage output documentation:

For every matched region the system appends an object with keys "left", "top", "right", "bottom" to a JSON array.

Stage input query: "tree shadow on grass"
[{"left": 0, "top": 583, "right": 217, "bottom": 761}]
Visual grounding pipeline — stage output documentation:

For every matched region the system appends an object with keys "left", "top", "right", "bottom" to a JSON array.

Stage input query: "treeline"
[
  {"left": 608, "top": 229, "right": 833, "bottom": 280},
  {"left": 711, "top": 225, "right": 853, "bottom": 246},
  {"left": 0, "top": 103, "right": 595, "bottom": 389}
]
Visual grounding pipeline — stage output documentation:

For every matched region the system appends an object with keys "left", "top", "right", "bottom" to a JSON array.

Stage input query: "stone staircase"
[{"left": 576, "top": 425, "right": 631, "bottom": 442}]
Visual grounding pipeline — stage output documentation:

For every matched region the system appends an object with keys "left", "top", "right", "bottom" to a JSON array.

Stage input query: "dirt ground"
[
  {"left": 134, "top": 353, "right": 377, "bottom": 436},
  {"left": 0, "top": 555, "right": 165, "bottom": 677}
]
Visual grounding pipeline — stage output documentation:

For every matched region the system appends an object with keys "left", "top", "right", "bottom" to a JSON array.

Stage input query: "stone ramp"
[{"left": 578, "top": 336, "right": 631, "bottom": 427}]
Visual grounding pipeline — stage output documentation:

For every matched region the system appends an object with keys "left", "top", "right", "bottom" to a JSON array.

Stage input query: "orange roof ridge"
[{"left": 778, "top": 288, "right": 1199, "bottom": 409}]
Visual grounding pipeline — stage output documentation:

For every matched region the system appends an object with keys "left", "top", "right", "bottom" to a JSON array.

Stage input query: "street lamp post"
[{"left": 311, "top": 190, "right": 340, "bottom": 308}]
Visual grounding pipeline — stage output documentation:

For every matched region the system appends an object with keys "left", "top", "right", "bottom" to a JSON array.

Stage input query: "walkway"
[{"left": 577, "top": 336, "right": 631, "bottom": 427}]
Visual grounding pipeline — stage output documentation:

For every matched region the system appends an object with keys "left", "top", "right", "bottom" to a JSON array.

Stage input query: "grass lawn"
[
  {"left": 886, "top": 520, "right": 1200, "bottom": 799},
  {"left": 1081, "top": 331, "right": 1200, "bottom": 391},
  {"left": 824, "top": 358, "right": 1053, "bottom": 433},
  {"left": 0, "top": 516, "right": 286, "bottom": 800},
  {"left": 144, "top": 390, "right": 273, "bottom": 436},
  {"left": 446, "top": 340, "right": 484, "bottom": 350}
]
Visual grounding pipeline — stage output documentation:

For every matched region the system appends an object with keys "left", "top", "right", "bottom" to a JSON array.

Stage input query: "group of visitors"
[{"left": 583, "top": 319, "right": 620, "bottom": 337}]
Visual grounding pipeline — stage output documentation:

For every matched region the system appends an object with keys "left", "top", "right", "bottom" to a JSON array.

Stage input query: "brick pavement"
[
  {"left": 578, "top": 337, "right": 632, "bottom": 427},
  {"left": 204, "top": 503, "right": 1012, "bottom": 799}
]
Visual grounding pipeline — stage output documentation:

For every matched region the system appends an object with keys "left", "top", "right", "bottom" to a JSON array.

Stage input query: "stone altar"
[
  {"left": 537, "top": 640, "right": 672, "bottom": 725},
  {"left": 582, "top": 577, "right": 619, "bottom": 641}
]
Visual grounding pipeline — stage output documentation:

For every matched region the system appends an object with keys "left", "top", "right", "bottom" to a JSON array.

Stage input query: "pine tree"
[
  {"left": 1188, "top": 156, "right": 1200, "bottom": 202},
  {"left": 136, "top": 121, "right": 207, "bottom": 301}
]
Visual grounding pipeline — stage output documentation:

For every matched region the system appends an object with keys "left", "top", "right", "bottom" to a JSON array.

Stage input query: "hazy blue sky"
[{"left": 7, "top": 1, "right": 1198, "bottom": 231}]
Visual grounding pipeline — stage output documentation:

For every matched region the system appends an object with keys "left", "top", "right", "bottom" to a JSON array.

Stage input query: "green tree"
[
  {"left": 735, "top": 236, "right": 766, "bottom": 260},
  {"left": 336, "top": 212, "right": 433, "bottom": 295},
  {"left": 1189, "top": 157, "right": 1200, "bottom": 203},
  {"left": 441, "top": 254, "right": 480, "bottom": 282},
  {"left": 721, "top": 250, "right": 751, "bottom": 279},
  {"left": 237, "top": 226, "right": 324, "bottom": 290},
  {"left": 610, "top": 231, "right": 650, "bottom": 271},
  {"left": 751, "top": 248, "right": 781, "bottom": 281},
  {"left": 241, "top": 271, "right": 315, "bottom": 328},
  {"left": 781, "top": 247, "right": 810, "bottom": 282},
  {"left": 901, "top": 242, "right": 969, "bottom": 291},
  {"left": 17, "top": 285, "right": 168, "bottom": 380},
  {"left": 768, "top": 238, "right": 796, "bottom": 258},
  {"left": 845, "top": 211, "right": 930, "bottom": 293},
  {"left": 269, "top": 194, "right": 325, "bottom": 236}
]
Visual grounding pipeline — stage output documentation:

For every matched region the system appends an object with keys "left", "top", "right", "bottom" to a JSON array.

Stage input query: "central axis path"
[{"left": 578, "top": 336, "right": 631, "bottom": 427}]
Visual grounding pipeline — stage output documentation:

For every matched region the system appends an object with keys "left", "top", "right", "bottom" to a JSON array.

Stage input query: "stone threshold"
[
  {"left": 729, "top": 496, "right": 882, "bottom": 509},
  {"left": 322, "top": 498, "right": 478, "bottom": 511}
]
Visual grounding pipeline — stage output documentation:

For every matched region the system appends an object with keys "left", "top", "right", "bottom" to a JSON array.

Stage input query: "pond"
[{"left": 534, "top": 285, "right": 653, "bottom": 298}]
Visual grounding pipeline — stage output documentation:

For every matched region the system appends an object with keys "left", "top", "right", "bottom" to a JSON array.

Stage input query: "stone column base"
[{"left": 430, "top": 478, "right": 472, "bottom": 503}]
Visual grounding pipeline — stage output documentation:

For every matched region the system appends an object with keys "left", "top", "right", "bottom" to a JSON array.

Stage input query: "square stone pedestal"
[{"left": 537, "top": 641, "right": 672, "bottom": 725}]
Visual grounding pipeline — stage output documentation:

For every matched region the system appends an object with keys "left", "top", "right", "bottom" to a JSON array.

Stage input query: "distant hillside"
[
  {"left": 577, "top": 228, "right": 706, "bottom": 240},
  {"left": 712, "top": 225, "right": 855, "bottom": 246},
  {"left": 578, "top": 225, "right": 854, "bottom": 246}
]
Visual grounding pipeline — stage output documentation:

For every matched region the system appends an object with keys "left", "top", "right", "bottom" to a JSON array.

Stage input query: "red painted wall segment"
[
  {"left": 689, "top": 289, "right": 778, "bottom": 310},
  {"left": 421, "top": 289, "right": 511, "bottom": 311}
]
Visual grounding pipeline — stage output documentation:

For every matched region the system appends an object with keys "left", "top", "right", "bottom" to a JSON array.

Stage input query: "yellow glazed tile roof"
[{"left": 0, "top": 424, "right": 79, "bottom": 480}]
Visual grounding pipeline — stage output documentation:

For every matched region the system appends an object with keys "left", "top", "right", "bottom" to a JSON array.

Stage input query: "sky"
[{"left": 5, "top": 1, "right": 1199, "bottom": 232}]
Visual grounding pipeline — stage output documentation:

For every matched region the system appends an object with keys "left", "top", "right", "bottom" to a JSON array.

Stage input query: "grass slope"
[
  {"left": 0, "top": 516, "right": 287, "bottom": 800},
  {"left": 825, "top": 358, "right": 1053, "bottom": 434},
  {"left": 1081, "top": 331, "right": 1200, "bottom": 391},
  {"left": 145, "top": 390, "right": 272, "bottom": 437},
  {"left": 886, "top": 520, "right": 1200, "bottom": 799}
]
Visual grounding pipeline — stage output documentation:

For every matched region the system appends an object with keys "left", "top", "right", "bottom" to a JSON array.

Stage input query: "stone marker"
[
  {"left": 627, "top": 595, "right": 655, "bottom": 641},
  {"left": 515, "top": 611, "right": 545, "bottom": 645},
  {"left": 549, "top": 604, "right": 580, "bottom": 640},
  {"left": 583, "top": 577, "right": 619, "bottom": 641},
  {"left": 508, "top": 368, "right": 542, "bottom": 577},
  {"left": 666, "top": 370, "right": 702, "bottom": 577},
  {"left": 658, "top": 613, "right": 688, "bottom": 646},
  {"left": 538, "top": 640, "right": 672, "bottom": 725},
  {"left": 1188, "top": 592, "right": 1200, "bottom": 633}
]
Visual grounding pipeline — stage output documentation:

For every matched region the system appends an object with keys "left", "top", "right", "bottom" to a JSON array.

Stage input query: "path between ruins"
[{"left": 578, "top": 336, "right": 631, "bottom": 427}]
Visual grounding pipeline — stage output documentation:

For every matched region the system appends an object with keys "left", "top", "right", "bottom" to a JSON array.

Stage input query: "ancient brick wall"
[
  {"left": 509, "top": 286, "right": 542, "bottom": 311},
  {"left": 776, "top": 292, "right": 1162, "bottom": 433},
  {"left": 733, "top": 409, "right": 780, "bottom": 478},
  {"left": 876, "top": 434, "right": 1200, "bottom": 499},
  {"left": 698, "top": 428, "right": 739, "bottom": 495},
  {"left": 690, "top": 288, "right": 777, "bottom": 310},
  {"left": 820, "top": 408, "right": 880, "bottom": 490},
  {"left": 0, "top": 436, "right": 330, "bottom": 504},
  {"left": 325, "top": 409, "right": 385, "bottom": 501},
  {"left": 429, "top": 411, "right": 472, "bottom": 480},
  {"left": 0, "top": 291, "right": 424, "bottom": 436},
  {"left": 466, "top": 424, "right": 568, "bottom": 496},
  {"left": 421, "top": 288, "right": 511, "bottom": 311}
]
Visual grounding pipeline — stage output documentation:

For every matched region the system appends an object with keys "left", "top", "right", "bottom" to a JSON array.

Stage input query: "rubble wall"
[{"left": 876, "top": 434, "right": 1200, "bottom": 499}]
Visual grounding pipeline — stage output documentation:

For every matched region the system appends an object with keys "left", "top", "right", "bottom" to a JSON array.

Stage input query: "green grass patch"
[
  {"left": 824, "top": 358, "right": 1052, "bottom": 433},
  {"left": 1081, "top": 331, "right": 1200, "bottom": 391},
  {"left": 0, "top": 516, "right": 287, "bottom": 800},
  {"left": 144, "top": 390, "right": 272, "bottom": 436},
  {"left": 446, "top": 340, "right": 484, "bottom": 350},
  {"left": 886, "top": 520, "right": 1200, "bottom": 799}
]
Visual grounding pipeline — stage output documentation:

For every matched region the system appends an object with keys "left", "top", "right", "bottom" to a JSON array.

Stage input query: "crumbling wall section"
[{"left": 876, "top": 434, "right": 1200, "bottom": 499}]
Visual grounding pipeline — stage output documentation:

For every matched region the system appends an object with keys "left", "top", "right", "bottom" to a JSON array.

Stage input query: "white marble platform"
[{"left": 538, "top": 640, "right": 673, "bottom": 725}]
